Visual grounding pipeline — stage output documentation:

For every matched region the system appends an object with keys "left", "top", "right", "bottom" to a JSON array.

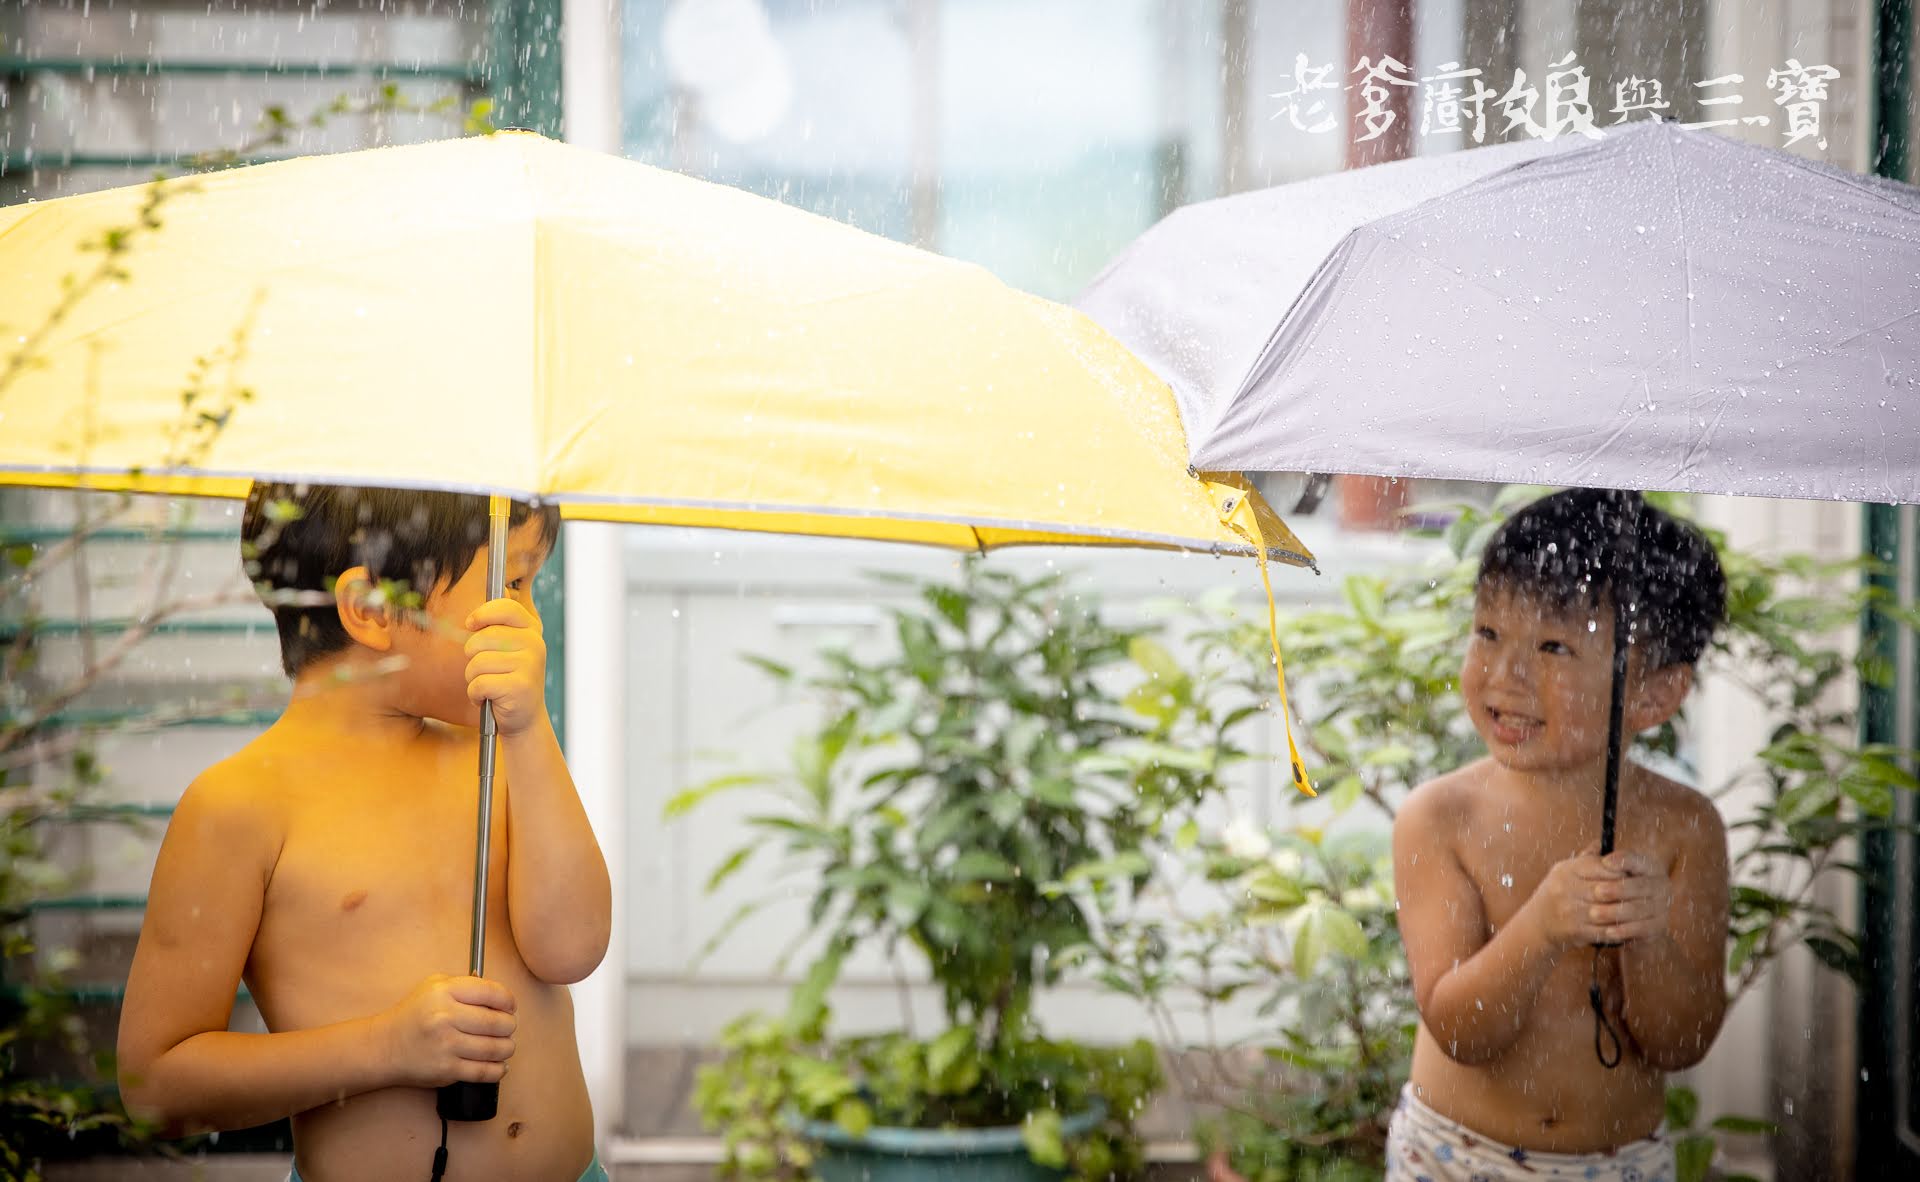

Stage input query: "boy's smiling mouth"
[{"left": 1486, "top": 706, "right": 1543, "bottom": 743}]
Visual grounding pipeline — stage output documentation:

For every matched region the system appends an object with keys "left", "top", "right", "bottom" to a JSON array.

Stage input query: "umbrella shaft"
[
  {"left": 469, "top": 709, "right": 497, "bottom": 975},
  {"left": 1601, "top": 595, "right": 1628, "bottom": 857},
  {"left": 466, "top": 497, "right": 512, "bottom": 977},
  {"left": 1600, "top": 495, "right": 1641, "bottom": 858}
]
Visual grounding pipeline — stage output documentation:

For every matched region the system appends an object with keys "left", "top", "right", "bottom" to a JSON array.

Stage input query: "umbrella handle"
[{"left": 437, "top": 495, "right": 512, "bottom": 1124}]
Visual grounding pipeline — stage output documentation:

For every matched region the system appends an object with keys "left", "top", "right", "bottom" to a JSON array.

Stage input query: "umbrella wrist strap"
[
  {"left": 1213, "top": 482, "right": 1314, "bottom": 797},
  {"left": 1589, "top": 947, "right": 1623, "bottom": 1069},
  {"left": 429, "top": 1116, "right": 449, "bottom": 1182}
]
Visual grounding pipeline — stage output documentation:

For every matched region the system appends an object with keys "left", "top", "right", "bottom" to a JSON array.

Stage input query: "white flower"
[
  {"left": 1221, "top": 816, "right": 1272, "bottom": 860},
  {"left": 1266, "top": 848, "right": 1305, "bottom": 880}
]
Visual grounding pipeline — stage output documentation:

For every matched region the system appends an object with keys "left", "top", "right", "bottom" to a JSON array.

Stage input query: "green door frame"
[
  {"left": 485, "top": 0, "right": 568, "bottom": 740},
  {"left": 1860, "top": 6, "right": 1917, "bottom": 1175}
]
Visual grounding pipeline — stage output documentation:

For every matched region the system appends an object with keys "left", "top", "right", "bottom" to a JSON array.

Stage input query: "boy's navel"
[
  {"left": 340, "top": 889, "right": 368, "bottom": 911},
  {"left": 507, "top": 1121, "right": 524, "bottom": 1138}
]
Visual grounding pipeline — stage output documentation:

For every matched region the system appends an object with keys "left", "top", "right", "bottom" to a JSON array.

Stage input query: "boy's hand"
[
  {"left": 375, "top": 974, "right": 517, "bottom": 1089},
  {"left": 464, "top": 598, "right": 546, "bottom": 735},
  {"left": 1596, "top": 849, "right": 1673, "bottom": 944},
  {"left": 1524, "top": 843, "right": 1636, "bottom": 949}
]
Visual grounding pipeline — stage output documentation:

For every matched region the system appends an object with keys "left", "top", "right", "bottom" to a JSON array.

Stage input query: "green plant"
[
  {"left": 1662, "top": 1085, "right": 1775, "bottom": 1182},
  {"left": 672, "top": 561, "right": 1231, "bottom": 1181},
  {"left": 1096, "top": 487, "right": 1917, "bottom": 1182}
]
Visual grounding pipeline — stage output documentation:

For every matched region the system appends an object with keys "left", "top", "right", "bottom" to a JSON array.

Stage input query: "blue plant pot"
[{"left": 796, "top": 1103, "right": 1107, "bottom": 1182}]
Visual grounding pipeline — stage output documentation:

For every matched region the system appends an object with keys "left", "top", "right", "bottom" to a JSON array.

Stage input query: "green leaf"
[
  {"left": 1839, "top": 772, "right": 1895, "bottom": 818},
  {"left": 1244, "top": 868, "right": 1306, "bottom": 908},
  {"left": 1064, "top": 851, "right": 1152, "bottom": 884},
  {"left": 923, "top": 583, "right": 971, "bottom": 631},
  {"left": 1342, "top": 575, "right": 1384, "bottom": 623},
  {"left": 1021, "top": 1109, "right": 1066, "bottom": 1168},
  {"left": 741, "top": 653, "right": 794, "bottom": 682},
  {"left": 886, "top": 880, "right": 933, "bottom": 925},
  {"left": 1123, "top": 682, "right": 1178, "bottom": 724},
  {"left": 785, "top": 938, "right": 849, "bottom": 1032},
  {"left": 1289, "top": 897, "right": 1367, "bottom": 976},
  {"left": 1175, "top": 819, "right": 1200, "bottom": 851},
  {"left": 1664, "top": 1085, "right": 1700, "bottom": 1130},
  {"left": 1360, "top": 744, "right": 1415, "bottom": 768},
  {"left": 1802, "top": 935, "right": 1864, "bottom": 985},
  {"left": 1674, "top": 1134, "right": 1715, "bottom": 1182},
  {"left": 948, "top": 852, "right": 1017, "bottom": 881},
  {"left": 1324, "top": 774, "right": 1364, "bottom": 815},
  {"left": 924, "top": 1027, "right": 979, "bottom": 1094},
  {"left": 1129, "top": 636, "right": 1183, "bottom": 685},
  {"left": 662, "top": 773, "right": 772, "bottom": 819},
  {"left": 832, "top": 1097, "right": 873, "bottom": 1138},
  {"left": 704, "top": 846, "right": 757, "bottom": 893}
]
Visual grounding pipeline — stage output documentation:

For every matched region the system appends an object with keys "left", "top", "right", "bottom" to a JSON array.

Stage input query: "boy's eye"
[
  {"left": 1539, "top": 639, "right": 1571, "bottom": 655},
  {"left": 1473, "top": 626, "right": 1497, "bottom": 642}
]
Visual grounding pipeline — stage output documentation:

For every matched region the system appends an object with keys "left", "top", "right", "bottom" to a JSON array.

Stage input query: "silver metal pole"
[{"left": 467, "top": 494, "right": 511, "bottom": 976}]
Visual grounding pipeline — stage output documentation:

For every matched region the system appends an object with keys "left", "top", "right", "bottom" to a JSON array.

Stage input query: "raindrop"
[{"left": 1499, "top": 873, "right": 1514, "bottom": 889}]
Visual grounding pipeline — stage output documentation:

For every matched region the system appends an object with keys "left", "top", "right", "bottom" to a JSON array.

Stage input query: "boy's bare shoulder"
[
  {"left": 168, "top": 728, "right": 298, "bottom": 858},
  {"left": 1395, "top": 760, "right": 1492, "bottom": 837},
  {"left": 1634, "top": 768, "right": 1726, "bottom": 846}
]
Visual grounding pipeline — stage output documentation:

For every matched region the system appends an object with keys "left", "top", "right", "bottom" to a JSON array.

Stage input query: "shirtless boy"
[
  {"left": 118, "top": 483, "right": 613, "bottom": 1182},
  {"left": 1390, "top": 489, "right": 1730, "bottom": 1181}
]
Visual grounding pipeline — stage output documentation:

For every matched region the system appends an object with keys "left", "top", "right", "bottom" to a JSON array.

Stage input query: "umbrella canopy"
[
  {"left": 1079, "top": 121, "right": 1920, "bottom": 503},
  {"left": 0, "top": 130, "right": 1308, "bottom": 568}
]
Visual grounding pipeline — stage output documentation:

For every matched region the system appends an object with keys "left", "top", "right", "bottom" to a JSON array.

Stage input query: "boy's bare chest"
[
  {"left": 1453, "top": 799, "right": 1663, "bottom": 930},
  {"left": 253, "top": 758, "right": 508, "bottom": 982}
]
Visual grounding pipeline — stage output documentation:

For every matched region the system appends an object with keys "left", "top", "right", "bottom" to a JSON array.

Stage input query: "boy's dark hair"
[
  {"left": 1476, "top": 488, "right": 1726, "bottom": 669},
  {"left": 242, "top": 483, "right": 561, "bottom": 678}
]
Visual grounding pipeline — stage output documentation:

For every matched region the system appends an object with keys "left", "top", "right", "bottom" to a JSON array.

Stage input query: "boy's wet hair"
[
  {"left": 242, "top": 483, "right": 561, "bottom": 678},
  {"left": 1476, "top": 488, "right": 1726, "bottom": 669}
]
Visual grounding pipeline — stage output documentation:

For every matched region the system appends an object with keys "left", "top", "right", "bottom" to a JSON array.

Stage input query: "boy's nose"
[{"left": 1490, "top": 650, "right": 1532, "bottom": 686}]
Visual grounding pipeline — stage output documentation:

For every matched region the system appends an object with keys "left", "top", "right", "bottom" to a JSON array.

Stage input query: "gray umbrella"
[
  {"left": 1080, "top": 121, "right": 1920, "bottom": 504},
  {"left": 1078, "top": 122, "right": 1920, "bottom": 1065}
]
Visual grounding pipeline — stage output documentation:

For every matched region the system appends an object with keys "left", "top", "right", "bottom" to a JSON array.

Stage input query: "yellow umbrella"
[
  {"left": 0, "top": 132, "right": 1315, "bottom": 1123},
  {"left": 0, "top": 130, "right": 1309, "bottom": 569}
]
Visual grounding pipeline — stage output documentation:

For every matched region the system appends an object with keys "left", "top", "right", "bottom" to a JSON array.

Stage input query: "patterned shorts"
[{"left": 1385, "top": 1086, "right": 1674, "bottom": 1182}]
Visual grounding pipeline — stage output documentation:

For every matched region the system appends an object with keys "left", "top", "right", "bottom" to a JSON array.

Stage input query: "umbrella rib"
[{"left": 1662, "top": 130, "right": 1700, "bottom": 407}]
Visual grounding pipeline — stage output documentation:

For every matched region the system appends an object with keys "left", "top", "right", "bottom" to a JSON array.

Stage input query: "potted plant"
[
  {"left": 672, "top": 561, "right": 1238, "bottom": 1182},
  {"left": 1095, "top": 489, "right": 1917, "bottom": 1182}
]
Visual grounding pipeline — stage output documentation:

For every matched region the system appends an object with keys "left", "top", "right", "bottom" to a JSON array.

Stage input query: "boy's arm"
[
  {"left": 1394, "top": 783, "right": 1629, "bottom": 1065},
  {"left": 1616, "top": 793, "right": 1731, "bottom": 1070},
  {"left": 1394, "top": 786, "right": 1558, "bottom": 1064},
  {"left": 467, "top": 597, "right": 612, "bottom": 984},
  {"left": 118, "top": 771, "right": 520, "bottom": 1135},
  {"left": 116, "top": 772, "right": 392, "bottom": 1133},
  {"left": 498, "top": 717, "right": 613, "bottom": 982}
]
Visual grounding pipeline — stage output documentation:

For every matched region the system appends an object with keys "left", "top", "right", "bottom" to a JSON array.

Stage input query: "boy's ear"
[
  {"left": 333, "top": 566, "right": 394, "bottom": 652},
  {"left": 1629, "top": 662, "right": 1693, "bottom": 730}
]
